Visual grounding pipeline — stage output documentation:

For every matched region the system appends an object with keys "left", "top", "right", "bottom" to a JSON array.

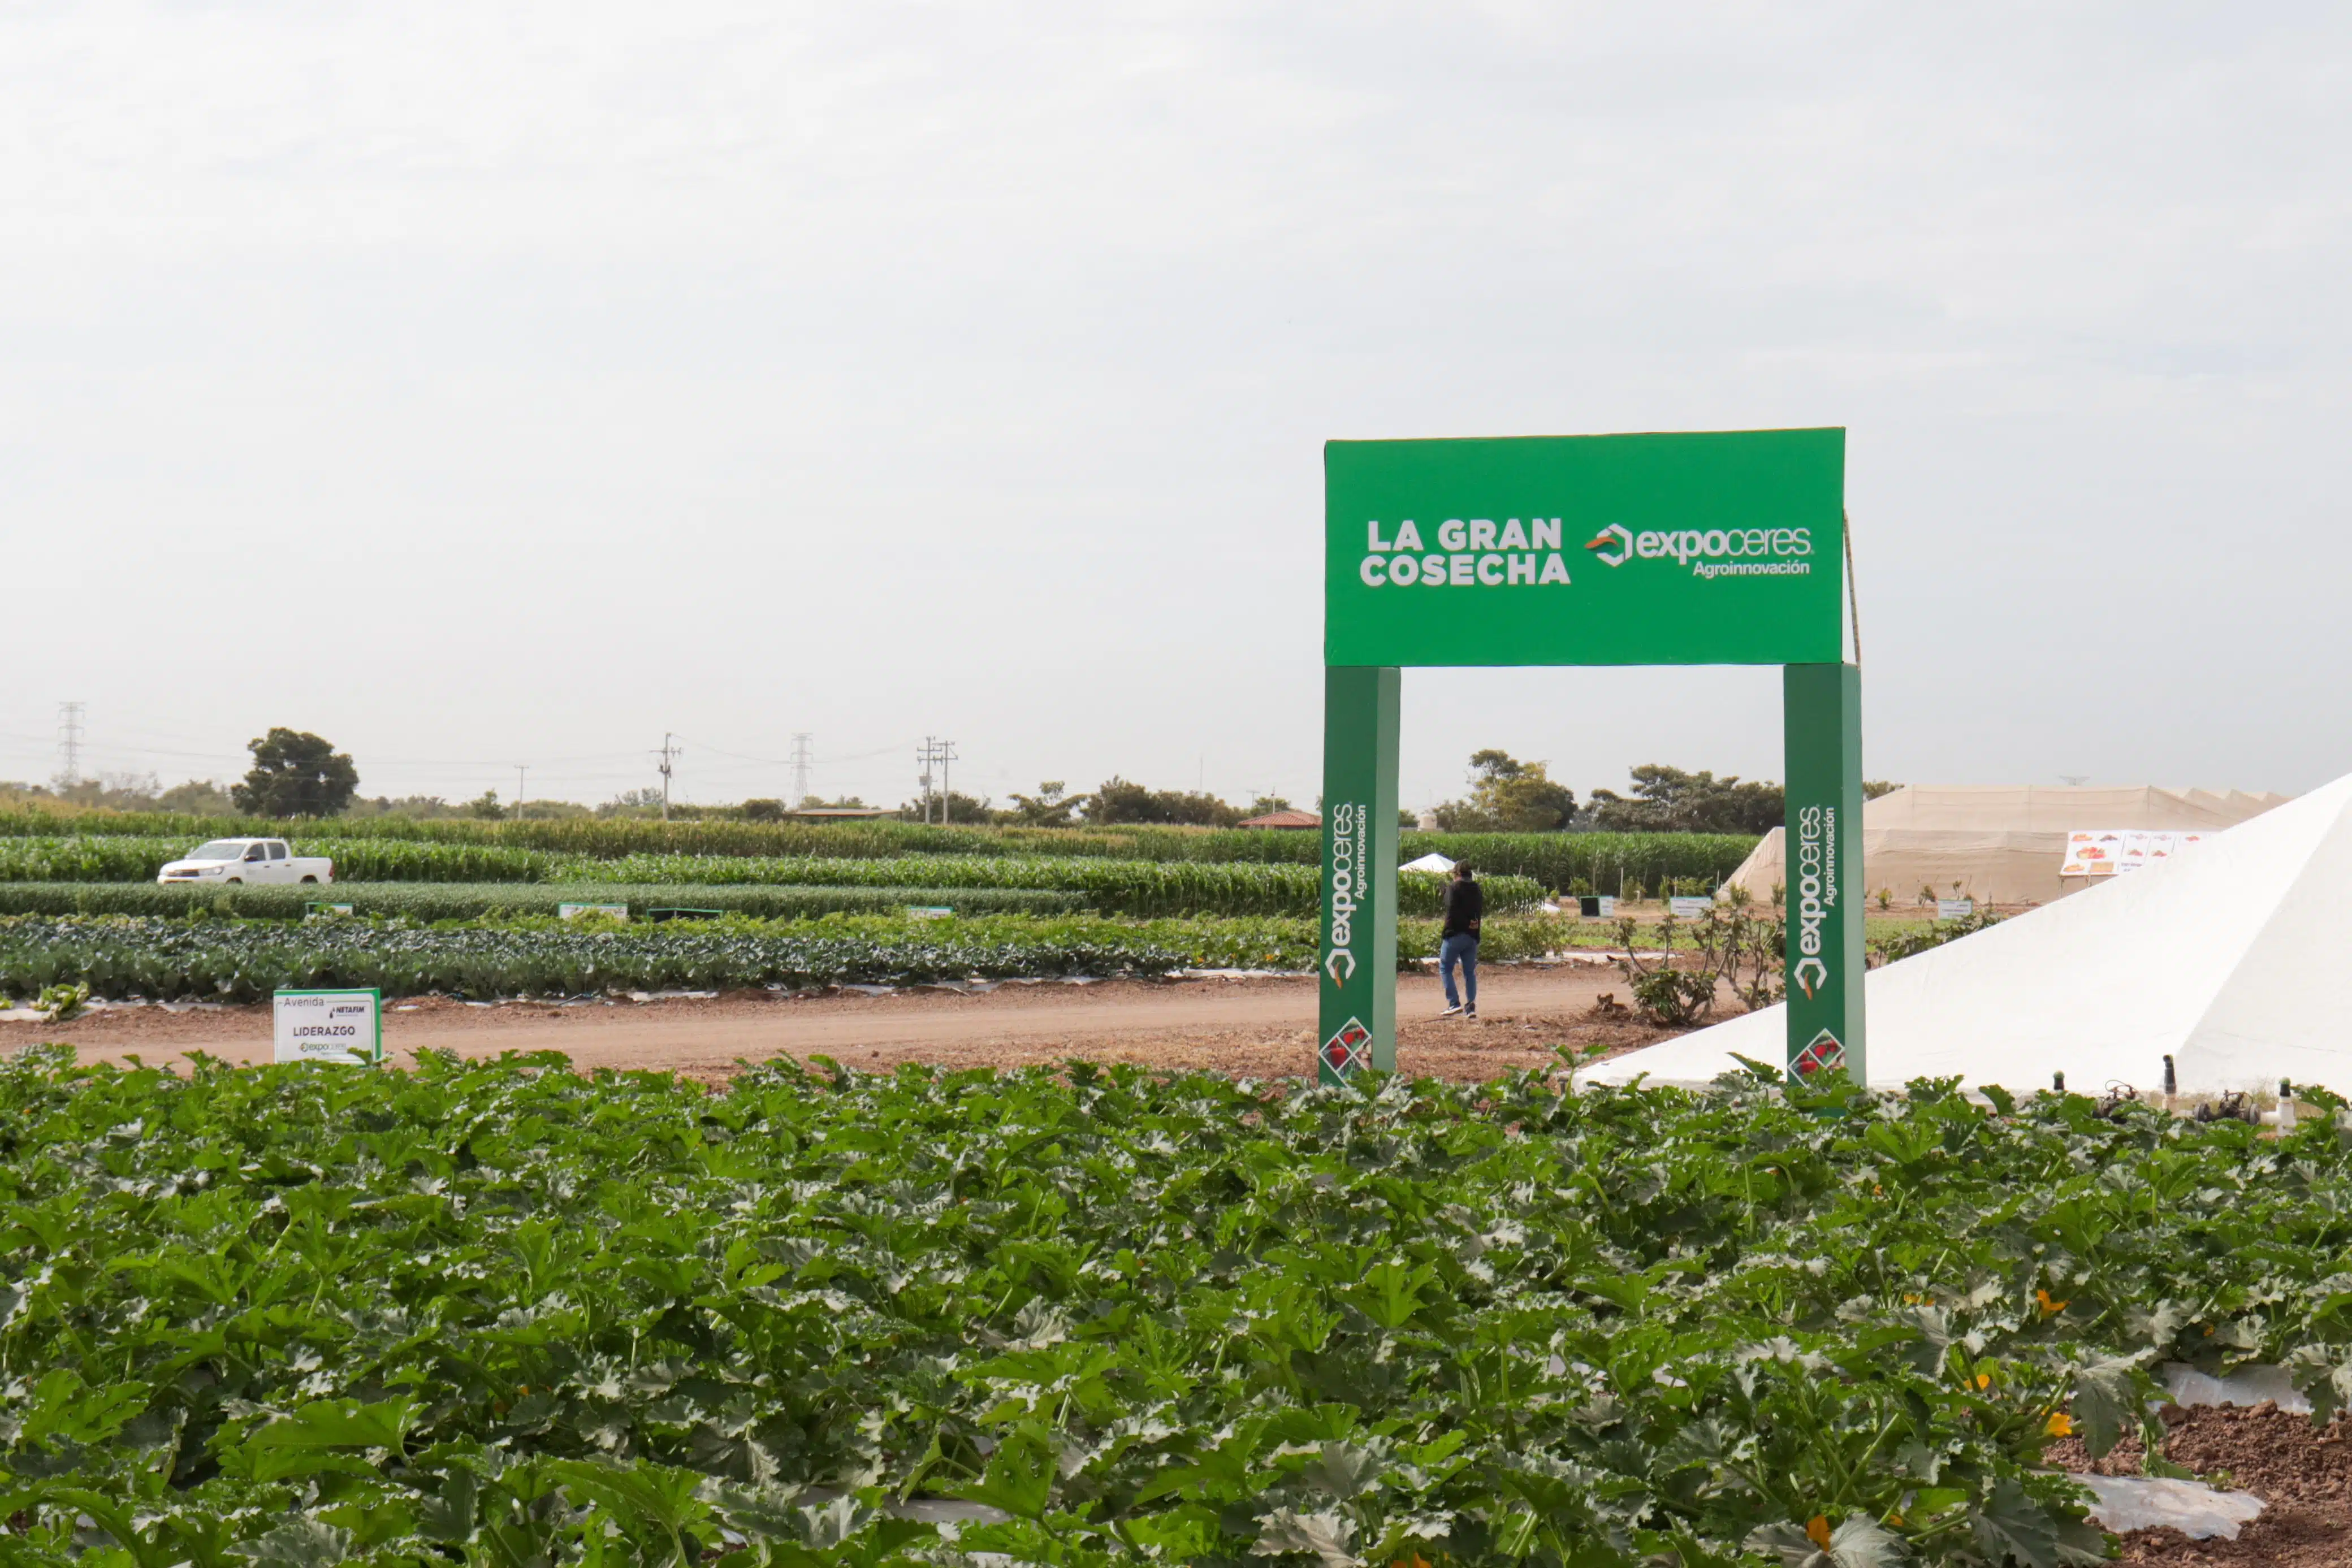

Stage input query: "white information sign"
[
  {"left": 1668, "top": 896, "right": 1714, "bottom": 919},
  {"left": 273, "top": 988, "right": 383, "bottom": 1065},
  {"left": 2060, "top": 830, "right": 2208, "bottom": 878},
  {"left": 1936, "top": 898, "right": 1974, "bottom": 920}
]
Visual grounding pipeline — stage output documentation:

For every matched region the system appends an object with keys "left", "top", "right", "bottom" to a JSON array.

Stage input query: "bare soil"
[
  {"left": 8, "top": 964, "right": 1696, "bottom": 1084},
  {"left": 2050, "top": 1403, "right": 2352, "bottom": 1565}
]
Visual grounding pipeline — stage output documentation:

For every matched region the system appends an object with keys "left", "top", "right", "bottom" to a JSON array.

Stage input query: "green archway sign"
[{"left": 1317, "top": 427, "right": 1863, "bottom": 1086}]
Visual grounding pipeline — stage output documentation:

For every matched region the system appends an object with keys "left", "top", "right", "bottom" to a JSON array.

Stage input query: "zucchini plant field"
[{"left": 4, "top": 1051, "right": 2342, "bottom": 1565}]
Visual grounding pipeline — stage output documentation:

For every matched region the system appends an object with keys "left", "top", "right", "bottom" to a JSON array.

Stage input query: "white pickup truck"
[{"left": 156, "top": 838, "right": 335, "bottom": 886}]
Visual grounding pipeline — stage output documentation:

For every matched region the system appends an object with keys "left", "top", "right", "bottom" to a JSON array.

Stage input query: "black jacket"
[{"left": 1441, "top": 876, "right": 1482, "bottom": 938}]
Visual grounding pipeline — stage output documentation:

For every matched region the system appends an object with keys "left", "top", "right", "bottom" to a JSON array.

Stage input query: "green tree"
[
  {"left": 1432, "top": 750, "right": 1578, "bottom": 832},
  {"left": 1585, "top": 764, "right": 1782, "bottom": 834},
  {"left": 156, "top": 779, "right": 237, "bottom": 815},
  {"left": 229, "top": 729, "right": 359, "bottom": 817},
  {"left": 464, "top": 790, "right": 505, "bottom": 820},
  {"left": 1086, "top": 777, "right": 1244, "bottom": 826},
  {"left": 1005, "top": 781, "right": 1084, "bottom": 826}
]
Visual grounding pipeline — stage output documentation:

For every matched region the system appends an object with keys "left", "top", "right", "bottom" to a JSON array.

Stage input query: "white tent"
[
  {"left": 1400, "top": 852, "right": 1456, "bottom": 874},
  {"left": 1723, "top": 784, "right": 2283, "bottom": 907},
  {"left": 1587, "top": 770, "right": 2352, "bottom": 1097}
]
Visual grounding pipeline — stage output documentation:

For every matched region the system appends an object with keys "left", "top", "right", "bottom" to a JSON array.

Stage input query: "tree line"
[{"left": 6, "top": 729, "right": 1896, "bottom": 834}]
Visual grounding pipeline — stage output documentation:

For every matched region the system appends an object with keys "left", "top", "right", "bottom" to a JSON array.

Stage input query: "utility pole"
[
  {"left": 937, "top": 738, "right": 958, "bottom": 823},
  {"left": 915, "top": 737, "right": 937, "bottom": 825},
  {"left": 790, "top": 733, "right": 814, "bottom": 805},
  {"left": 654, "top": 734, "right": 682, "bottom": 821},
  {"left": 514, "top": 765, "right": 528, "bottom": 819},
  {"left": 56, "top": 701, "right": 85, "bottom": 787}
]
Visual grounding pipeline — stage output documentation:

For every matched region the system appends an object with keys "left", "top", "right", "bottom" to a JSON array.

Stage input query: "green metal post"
[
  {"left": 1317, "top": 665, "right": 1400, "bottom": 1082},
  {"left": 1783, "top": 662, "right": 1866, "bottom": 1084}
]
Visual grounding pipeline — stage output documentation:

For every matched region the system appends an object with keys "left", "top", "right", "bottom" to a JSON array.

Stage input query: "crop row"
[
  {"left": 0, "top": 912, "right": 1609, "bottom": 1000},
  {"left": 0, "top": 811, "right": 1757, "bottom": 883},
  {"left": 0, "top": 882, "right": 1083, "bottom": 924},
  {"left": 6, "top": 1051, "right": 2339, "bottom": 1563},
  {"left": 0, "top": 840, "right": 1547, "bottom": 916},
  {"left": 555, "top": 855, "right": 1545, "bottom": 917},
  {"left": 0, "top": 913, "right": 1311, "bottom": 1000}
]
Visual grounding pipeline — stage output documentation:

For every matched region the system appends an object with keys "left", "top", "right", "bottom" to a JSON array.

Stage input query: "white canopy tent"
[
  {"left": 1399, "top": 852, "right": 1456, "bottom": 874},
  {"left": 1588, "top": 770, "right": 2352, "bottom": 1098}
]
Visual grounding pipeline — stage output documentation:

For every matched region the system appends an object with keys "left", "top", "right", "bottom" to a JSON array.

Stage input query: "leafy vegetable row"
[
  {"left": 0, "top": 912, "right": 1619, "bottom": 1002},
  {"left": 10, "top": 1054, "right": 2346, "bottom": 1566}
]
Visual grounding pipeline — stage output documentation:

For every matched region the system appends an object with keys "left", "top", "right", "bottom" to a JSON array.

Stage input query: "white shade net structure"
[
  {"left": 1588, "top": 770, "right": 2352, "bottom": 1097},
  {"left": 1723, "top": 784, "right": 2284, "bottom": 907}
]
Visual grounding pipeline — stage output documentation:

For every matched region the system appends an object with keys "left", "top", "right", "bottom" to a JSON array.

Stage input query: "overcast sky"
[{"left": 5, "top": 3, "right": 2347, "bottom": 813}]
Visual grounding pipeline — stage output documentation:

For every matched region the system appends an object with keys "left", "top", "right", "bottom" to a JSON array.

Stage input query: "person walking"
[{"left": 1438, "top": 862, "right": 1482, "bottom": 1019}]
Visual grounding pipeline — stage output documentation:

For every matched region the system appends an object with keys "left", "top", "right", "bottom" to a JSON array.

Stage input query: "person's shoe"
[
  {"left": 1463, "top": 1007, "right": 1478, "bottom": 1021},
  {"left": 1439, "top": 1003, "right": 1464, "bottom": 1017}
]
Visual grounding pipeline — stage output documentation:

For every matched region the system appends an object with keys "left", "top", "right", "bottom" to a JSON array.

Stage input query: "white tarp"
[
  {"left": 2073, "top": 1475, "right": 2264, "bottom": 1540},
  {"left": 1724, "top": 785, "right": 2284, "bottom": 907},
  {"left": 1588, "top": 770, "right": 2352, "bottom": 1097}
]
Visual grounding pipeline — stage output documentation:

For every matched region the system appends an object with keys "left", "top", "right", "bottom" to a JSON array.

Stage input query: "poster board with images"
[{"left": 2059, "top": 829, "right": 2208, "bottom": 878}]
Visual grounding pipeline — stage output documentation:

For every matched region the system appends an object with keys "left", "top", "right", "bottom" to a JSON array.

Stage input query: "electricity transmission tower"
[
  {"left": 654, "top": 734, "right": 682, "bottom": 820},
  {"left": 790, "top": 734, "right": 814, "bottom": 805},
  {"left": 55, "top": 702, "right": 85, "bottom": 787}
]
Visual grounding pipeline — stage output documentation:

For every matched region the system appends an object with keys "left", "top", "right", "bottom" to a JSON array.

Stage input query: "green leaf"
[
  {"left": 1742, "top": 1517, "right": 1909, "bottom": 1568},
  {"left": 2069, "top": 1356, "right": 2142, "bottom": 1459},
  {"left": 547, "top": 1457, "right": 715, "bottom": 1541},
  {"left": 245, "top": 1396, "right": 418, "bottom": 1452},
  {"left": 947, "top": 1422, "right": 1058, "bottom": 1521},
  {"left": 1969, "top": 1478, "right": 2063, "bottom": 1568},
  {"left": 1250, "top": 1507, "right": 1360, "bottom": 1568},
  {"left": 235, "top": 1517, "right": 355, "bottom": 1568}
]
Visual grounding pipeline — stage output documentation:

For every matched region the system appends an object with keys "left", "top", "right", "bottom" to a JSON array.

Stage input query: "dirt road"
[{"left": 11, "top": 965, "right": 1694, "bottom": 1082}]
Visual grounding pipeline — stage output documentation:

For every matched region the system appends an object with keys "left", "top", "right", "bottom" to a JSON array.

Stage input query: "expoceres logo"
[
  {"left": 1791, "top": 804, "right": 1834, "bottom": 998},
  {"left": 1585, "top": 523, "right": 1812, "bottom": 578},
  {"left": 1324, "top": 802, "right": 1365, "bottom": 986}
]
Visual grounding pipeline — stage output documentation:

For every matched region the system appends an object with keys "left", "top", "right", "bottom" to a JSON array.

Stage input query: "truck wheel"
[{"left": 300, "top": 876, "right": 318, "bottom": 884}]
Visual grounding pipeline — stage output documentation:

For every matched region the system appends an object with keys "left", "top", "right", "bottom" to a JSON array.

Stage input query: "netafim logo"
[
  {"left": 1791, "top": 804, "right": 1838, "bottom": 999},
  {"left": 1324, "top": 801, "right": 1366, "bottom": 986},
  {"left": 1585, "top": 523, "right": 1812, "bottom": 579}
]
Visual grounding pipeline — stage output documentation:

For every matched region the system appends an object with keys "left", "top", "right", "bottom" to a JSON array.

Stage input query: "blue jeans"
[{"left": 1440, "top": 932, "right": 1478, "bottom": 1010}]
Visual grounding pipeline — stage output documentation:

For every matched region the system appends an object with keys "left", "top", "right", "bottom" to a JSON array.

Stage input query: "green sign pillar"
[
  {"left": 1783, "top": 661, "right": 1866, "bottom": 1083},
  {"left": 1317, "top": 664, "right": 1400, "bottom": 1084}
]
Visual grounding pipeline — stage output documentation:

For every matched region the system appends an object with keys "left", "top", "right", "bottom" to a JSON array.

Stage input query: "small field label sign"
[{"left": 273, "top": 987, "right": 383, "bottom": 1065}]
